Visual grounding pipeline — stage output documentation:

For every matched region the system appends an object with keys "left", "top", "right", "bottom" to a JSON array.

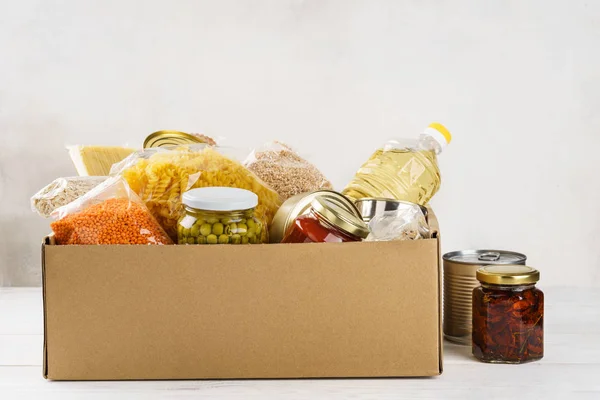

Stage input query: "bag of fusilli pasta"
[{"left": 110, "top": 145, "right": 282, "bottom": 242}]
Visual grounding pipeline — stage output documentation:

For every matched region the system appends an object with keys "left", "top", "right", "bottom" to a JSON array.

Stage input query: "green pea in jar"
[{"left": 178, "top": 187, "right": 264, "bottom": 245}]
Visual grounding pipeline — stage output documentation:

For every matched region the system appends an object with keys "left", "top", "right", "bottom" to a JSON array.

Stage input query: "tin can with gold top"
[
  {"left": 144, "top": 130, "right": 217, "bottom": 148},
  {"left": 442, "top": 249, "right": 527, "bottom": 345}
]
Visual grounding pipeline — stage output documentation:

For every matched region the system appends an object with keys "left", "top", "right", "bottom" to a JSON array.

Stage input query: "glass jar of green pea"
[{"left": 178, "top": 187, "right": 264, "bottom": 244}]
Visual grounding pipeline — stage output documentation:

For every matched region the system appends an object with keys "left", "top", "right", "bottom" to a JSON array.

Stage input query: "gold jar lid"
[
  {"left": 476, "top": 265, "right": 540, "bottom": 285},
  {"left": 312, "top": 197, "right": 370, "bottom": 239},
  {"left": 144, "top": 130, "right": 214, "bottom": 148}
]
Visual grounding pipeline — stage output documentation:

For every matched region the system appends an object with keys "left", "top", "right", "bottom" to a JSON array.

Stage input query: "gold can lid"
[
  {"left": 144, "top": 130, "right": 208, "bottom": 148},
  {"left": 476, "top": 265, "right": 540, "bottom": 285},
  {"left": 311, "top": 196, "right": 370, "bottom": 239}
]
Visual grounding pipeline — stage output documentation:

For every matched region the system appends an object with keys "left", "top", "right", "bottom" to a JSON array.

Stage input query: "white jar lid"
[{"left": 182, "top": 187, "right": 258, "bottom": 211}]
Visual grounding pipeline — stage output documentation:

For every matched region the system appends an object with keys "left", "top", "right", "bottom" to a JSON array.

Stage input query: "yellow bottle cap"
[{"left": 428, "top": 122, "right": 452, "bottom": 144}]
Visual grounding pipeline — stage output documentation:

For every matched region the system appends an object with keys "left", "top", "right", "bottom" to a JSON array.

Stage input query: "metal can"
[
  {"left": 442, "top": 250, "right": 527, "bottom": 345},
  {"left": 144, "top": 130, "right": 216, "bottom": 148},
  {"left": 269, "top": 190, "right": 362, "bottom": 243},
  {"left": 354, "top": 198, "right": 428, "bottom": 223}
]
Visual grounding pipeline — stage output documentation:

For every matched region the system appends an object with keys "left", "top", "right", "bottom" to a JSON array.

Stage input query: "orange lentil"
[{"left": 51, "top": 198, "right": 173, "bottom": 245}]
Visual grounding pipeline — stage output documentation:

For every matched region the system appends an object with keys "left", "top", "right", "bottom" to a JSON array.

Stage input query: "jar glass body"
[
  {"left": 281, "top": 210, "right": 363, "bottom": 243},
  {"left": 472, "top": 283, "right": 544, "bottom": 363},
  {"left": 178, "top": 206, "right": 264, "bottom": 244}
]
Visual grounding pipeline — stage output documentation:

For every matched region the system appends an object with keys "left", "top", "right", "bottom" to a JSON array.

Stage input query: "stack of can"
[{"left": 442, "top": 250, "right": 527, "bottom": 345}]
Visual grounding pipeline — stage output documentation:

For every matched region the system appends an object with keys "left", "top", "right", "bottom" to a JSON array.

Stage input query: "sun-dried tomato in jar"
[
  {"left": 281, "top": 196, "right": 369, "bottom": 243},
  {"left": 472, "top": 265, "right": 543, "bottom": 364}
]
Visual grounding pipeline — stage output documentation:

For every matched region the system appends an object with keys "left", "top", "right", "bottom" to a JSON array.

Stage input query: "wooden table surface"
[{"left": 1, "top": 287, "right": 598, "bottom": 399}]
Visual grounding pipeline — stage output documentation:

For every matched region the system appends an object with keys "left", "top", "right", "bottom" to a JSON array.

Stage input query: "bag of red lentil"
[
  {"left": 243, "top": 141, "right": 333, "bottom": 201},
  {"left": 50, "top": 176, "right": 173, "bottom": 245}
]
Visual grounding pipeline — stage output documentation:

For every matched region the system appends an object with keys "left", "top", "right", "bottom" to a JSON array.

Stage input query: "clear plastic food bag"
[
  {"left": 110, "top": 145, "right": 282, "bottom": 242},
  {"left": 365, "top": 206, "right": 429, "bottom": 241},
  {"left": 50, "top": 176, "right": 173, "bottom": 245},
  {"left": 244, "top": 142, "right": 332, "bottom": 201},
  {"left": 68, "top": 145, "right": 136, "bottom": 176},
  {"left": 31, "top": 176, "right": 108, "bottom": 218}
]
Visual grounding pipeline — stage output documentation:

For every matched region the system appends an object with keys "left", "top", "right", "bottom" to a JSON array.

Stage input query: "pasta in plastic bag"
[
  {"left": 244, "top": 142, "right": 332, "bottom": 201},
  {"left": 50, "top": 176, "right": 172, "bottom": 245},
  {"left": 110, "top": 145, "right": 282, "bottom": 242},
  {"left": 31, "top": 176, "right": 107, "bottom": 218}
]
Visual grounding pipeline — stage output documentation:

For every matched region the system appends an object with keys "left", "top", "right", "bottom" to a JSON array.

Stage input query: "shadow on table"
[{"left": 444, "top": 340, "right": 474, "bottom": 360}]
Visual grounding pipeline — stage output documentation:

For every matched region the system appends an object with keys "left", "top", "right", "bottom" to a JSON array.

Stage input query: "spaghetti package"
[
  {"left": 110, "top": 146, "right": 282, "bottom": 241},
  {"left": 50, "top": 176, "right": 172, "bottom": 245},
  {"left": 68, "top": 145, "right": 136, "bottom": 176}
]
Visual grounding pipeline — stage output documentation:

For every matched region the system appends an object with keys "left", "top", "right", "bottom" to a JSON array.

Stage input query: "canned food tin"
[
  {"left": 354, "top": 198, "right": 428, "bottom": 223},
  {"left": 144, "top": 130, "right": 213, "bottom": 148},
  {"left": 442, "top": 250, "right": 527, "bottom": 345},
  {"left": 269, "top": 190, "right": 361, "bottom": 243}
]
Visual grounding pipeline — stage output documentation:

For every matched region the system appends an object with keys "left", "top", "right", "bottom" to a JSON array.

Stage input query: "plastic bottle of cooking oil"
[{"left": 342, "top": 123, "right": 451, "bottom": 205}]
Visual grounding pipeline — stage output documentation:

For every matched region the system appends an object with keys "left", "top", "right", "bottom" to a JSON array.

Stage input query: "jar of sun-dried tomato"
[
  {"left": 281, "top": 196, "right": 369, "bottom": 243},
  {"left": 472, "top": 265, "right": 543, "bottom": 364}
]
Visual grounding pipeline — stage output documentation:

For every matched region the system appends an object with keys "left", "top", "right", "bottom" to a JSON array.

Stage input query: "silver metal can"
[
  {"left": 354, "top": 198, "right": 428, "bottom": 223},
  {"left": 442, "top": 250, "right": 527, "bottom": 345}
]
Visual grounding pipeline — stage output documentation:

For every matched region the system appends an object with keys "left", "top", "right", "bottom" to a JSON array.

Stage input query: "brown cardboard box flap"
[{"left": 42, "top": 215, "right": 442, "bottom": 380}]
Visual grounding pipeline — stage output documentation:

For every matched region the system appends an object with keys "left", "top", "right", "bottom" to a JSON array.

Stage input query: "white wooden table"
[{"left": 1, "top": 287, "right": 598, "bottom": 399}]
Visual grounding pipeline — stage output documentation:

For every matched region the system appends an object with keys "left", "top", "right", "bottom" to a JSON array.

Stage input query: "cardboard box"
[{"left": 42, "top": 212, "right": 442, "bottom": 380}]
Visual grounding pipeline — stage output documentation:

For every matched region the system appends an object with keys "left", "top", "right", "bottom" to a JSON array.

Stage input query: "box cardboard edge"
[
  {"left": 42, "top": 236, "right": 50, "bottom": 379},
  {"left": 436, "top": 231, "right": 443, "bottom": 374},
  {"left": 426, "top": 208, "right": 443, "bottom": 375}
]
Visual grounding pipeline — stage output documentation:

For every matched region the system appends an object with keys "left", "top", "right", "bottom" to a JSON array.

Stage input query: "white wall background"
[{"left": 1, "top": 0, "right": 599, "bottom": 286}]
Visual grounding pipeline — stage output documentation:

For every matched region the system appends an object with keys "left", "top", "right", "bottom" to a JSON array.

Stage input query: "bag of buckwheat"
[{"left": 243, "top": 142, "right": 333, "bottom": 201}]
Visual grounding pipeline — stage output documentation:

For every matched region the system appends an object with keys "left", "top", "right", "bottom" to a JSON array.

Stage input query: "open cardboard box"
[{"left": 41, "top": 211, "right": 443, "bottom": 380}]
